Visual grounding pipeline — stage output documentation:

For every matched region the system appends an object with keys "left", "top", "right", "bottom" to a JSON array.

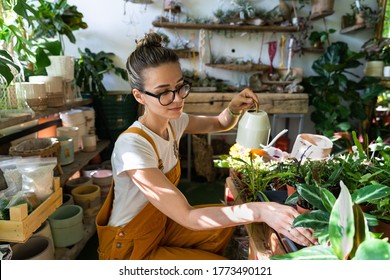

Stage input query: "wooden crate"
[
  {"left": 0, "top": 177, "right": 62, "bottom": 243},
  {"left": 225, "top": 176, "right": 289, "bottom": 260},
  {"left": 184, "top": 93, "right": 308, "bottom": 114}
]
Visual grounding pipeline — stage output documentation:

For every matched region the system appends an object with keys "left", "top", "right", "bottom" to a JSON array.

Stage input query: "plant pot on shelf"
[
  {"left": 310, "top": 0, "right": 335, "bottom": 20},
  {"left": 364, "top": 61, "right": 384, "bottom": 77}
]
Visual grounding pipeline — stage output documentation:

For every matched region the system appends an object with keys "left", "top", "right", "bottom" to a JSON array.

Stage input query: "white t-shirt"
[{"left": 108, "top": 113, "right": 189, "bottom": 227}]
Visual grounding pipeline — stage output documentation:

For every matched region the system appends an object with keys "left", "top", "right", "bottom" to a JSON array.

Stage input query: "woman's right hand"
[{"left": 256, "top": 202, "right": 317, "bottom": 247}]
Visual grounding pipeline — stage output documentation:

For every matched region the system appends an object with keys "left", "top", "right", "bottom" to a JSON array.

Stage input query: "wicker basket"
[{"left": 9, "top": 138, "right": 63, "bottom": 174}]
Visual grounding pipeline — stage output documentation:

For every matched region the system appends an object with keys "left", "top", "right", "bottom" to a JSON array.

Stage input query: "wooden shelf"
[
  {"left": 152, "top": 21, "right": 300, "bottom": 32},
  {"left": 184, "top": 92, "right": 308, "bottom": 114},
  {"left": 340, "top": 23, "right": 367, "bottom": 34},
  {"left": 206, "top": 63, "right": 269, "bottom": 72},
  {"left": 0, "top": 99, "right": 92, "bottom": 130},
  {"left": 310, "top": 10, "right": 335, "bottom": 21},
  {"left": 60, "top": 139, "right": 111, "bottom": 187}
]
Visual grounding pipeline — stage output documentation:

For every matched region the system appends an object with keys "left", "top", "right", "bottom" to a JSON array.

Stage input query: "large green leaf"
[
  {"left": 353, "top": 239, "right": 390, "bottom": 260},
  {"left": 329, "top": 181, "right": 355, "bottom": 260},
  {"left": 296, "top": 183, "right": 327, "bottom": 212},
  {"left": 293, "top": 210, "right": 330, "bottom": 230},
  {"left": 271, "top": 245, "right": 338, "bottom": 260},
  {"left": 351, "top": 184, "right": 390, "bottom": 204},
  {"left": 320, "top": 188, "right": 336, "bottom": 213},
  {"left": 350, "top": 204, "right": 369, "bottom": 259}
]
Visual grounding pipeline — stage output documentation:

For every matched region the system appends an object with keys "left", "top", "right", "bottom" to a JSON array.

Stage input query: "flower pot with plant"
[
  {"left": 308, "top": 28, "right": 336, "bottom": 49},
  {"left": 303, "top": 41, "right": 385, "bottom": 142}
]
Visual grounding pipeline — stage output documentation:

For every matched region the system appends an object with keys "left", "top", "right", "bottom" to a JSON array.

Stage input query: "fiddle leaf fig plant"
[{"left": 272, "top": 181, "right": 390, "bottom": 260}]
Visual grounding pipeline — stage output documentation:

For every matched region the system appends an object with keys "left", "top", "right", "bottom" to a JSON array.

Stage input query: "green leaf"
[
  {"left": 296, "top": 183, "right": 327, "bottom": 212},
  {"left": 285, "top": 191, "right": 298, "bottom": 205},
  {"left": 351, "top": 184, "right": 390, "bottom": 204},
  {"left": 353, "top": 239, "right": 390, "bottom": 260},
  {"left": 329, "top": 181, "right": 355, "bottom": 260},
  {"left": 320, "top": 188, "right": 336, "bottom": 213},
  {"left": 350, "top": 204, "right": 369, "bottom": 259},
  {"left": 271, "top": 245, "right": 338, "bottom": 260},
  {"left": 293, "top": 210, "right": 330, "bottom": 231}
]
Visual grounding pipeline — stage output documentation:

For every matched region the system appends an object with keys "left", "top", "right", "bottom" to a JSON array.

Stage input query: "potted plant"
[
  {"left": 303, "top": 41, "right": 385, "bottom": 142},
  {"left": 361, "top": 37, "right": 390, "bottom": 77},
  {"left": 1, "top": 0, "right": 87, "bottom": 79},
  {"left": 214, "top": 143, "right": 294, "bottom": 202},
  {"left": 272, "top": 181, "right": 390, "bottom": 260},
  {"left": 74, "top": 48, "right": 128, "bottom": 97},
  {"left": 308, "top": 28, "right": 336, "bottom": 49},
  {"left": 351, "top": 0, "right": 381, "bottom": 27}
]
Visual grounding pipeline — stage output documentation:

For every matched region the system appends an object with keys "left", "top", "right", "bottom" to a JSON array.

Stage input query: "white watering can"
[{"left": 236, "top": 104, "right": 288, "bottom": 149}]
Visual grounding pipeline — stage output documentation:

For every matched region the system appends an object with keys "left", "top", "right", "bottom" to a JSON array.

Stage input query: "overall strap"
[{"left": 124, "top": 127, "right": 164, "bottom": 170}]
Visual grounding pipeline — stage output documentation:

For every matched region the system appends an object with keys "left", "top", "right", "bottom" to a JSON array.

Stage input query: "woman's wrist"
[{"left": 227, "top": 106, "right": 241, "bottom": 118}]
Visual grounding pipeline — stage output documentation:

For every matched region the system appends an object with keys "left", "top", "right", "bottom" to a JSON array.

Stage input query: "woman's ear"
[{"left": 133, "top": 88, "right": 145, "bottom": 104}]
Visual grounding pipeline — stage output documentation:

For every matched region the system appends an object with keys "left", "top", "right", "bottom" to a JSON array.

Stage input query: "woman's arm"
[
  {"left": 184, "top": 88, "right": 259, "bottom": 134},
  {"left": 128, "top": 168, "right": 316, "bottom": 247}
]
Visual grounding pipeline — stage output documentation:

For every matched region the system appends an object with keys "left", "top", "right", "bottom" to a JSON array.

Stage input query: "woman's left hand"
[{"left": 228, "top": 88, "right": 259, "bottom": 114}]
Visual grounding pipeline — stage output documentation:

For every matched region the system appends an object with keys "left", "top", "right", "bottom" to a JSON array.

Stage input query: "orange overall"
[{"left": 96, "top": 127, "right": 234, "bottom": 260}]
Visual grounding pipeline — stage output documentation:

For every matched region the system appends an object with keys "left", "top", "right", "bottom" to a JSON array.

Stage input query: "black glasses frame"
[{"left": 141, "top": 82, "right": 191, "bottom": 106}]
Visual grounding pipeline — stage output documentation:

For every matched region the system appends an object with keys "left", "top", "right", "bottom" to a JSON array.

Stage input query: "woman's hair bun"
[{"left": 135, "top": 33, "right": 162, "bottom": 48}]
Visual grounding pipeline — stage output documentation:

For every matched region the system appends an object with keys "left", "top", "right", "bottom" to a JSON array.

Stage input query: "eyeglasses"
[{"left": 141, "top": 82, "right": 191, "bottom": 106}]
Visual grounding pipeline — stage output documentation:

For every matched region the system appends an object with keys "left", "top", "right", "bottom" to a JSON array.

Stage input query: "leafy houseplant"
[
  {"left": 308, "top": 28, "right": 336, "bottom": 49},
  {"left": 74, "top": 48, "right": 128, "bottom": 97},
  {"left": 214, "top": 143, "right": 294, "bottom": 202},
  {"left": 303, "top": 41, "right": 384, "bottom": 141},
  {"left": 272, "top": 181, "right": 390, "bottom": 260},
  {"left": 1, "top": 0, "right": 87, "bottom": 79}
]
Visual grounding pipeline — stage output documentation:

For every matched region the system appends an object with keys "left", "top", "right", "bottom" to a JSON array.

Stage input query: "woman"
[{"left": 96, "top": 32, "right": 316, "bottom": 260}]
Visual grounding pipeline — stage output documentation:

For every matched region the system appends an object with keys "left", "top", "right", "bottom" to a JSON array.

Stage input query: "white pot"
[
  {"left": 383, "top": 66, "right": 390, "bottom": 77},
  {"left": 290, "top": 133, "right": 333, "bottom": 161},
  {"left": 236, "top": 110, "right": 270, "bottom": 149}
]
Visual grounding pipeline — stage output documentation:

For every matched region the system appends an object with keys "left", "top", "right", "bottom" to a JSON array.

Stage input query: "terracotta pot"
[
  {"left": 286, "top": 184, "right": 296, "bottom": 197},
  {"left": 296, "top": 204, "right": 312, "bottom": 214}
]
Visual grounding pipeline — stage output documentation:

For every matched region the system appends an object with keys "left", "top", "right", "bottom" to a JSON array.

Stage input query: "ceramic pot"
[
  {"left": 33, "top": 220, "right": 55, "bottom": 255},
  {"left": 57, "top": 126, "right": 80, "bottom": 152},
  {"left": 236, "top": 110, "right": 271, "bottom": 149},
  {"left": 65, "top": 176, "right": 93, "bottom": 194},
  {"left": 49, "top": 204, "right": 84, "bottom": 248},
  {"left": 364, "top": 61, "right": 384, "bottom": 77},
  {"left": 12, "top": 236, "right": 55, "bottom": 260},
  {"left": 383, "top": 66, "right": 390, "bottom": 77},
  {"left": 71, "top": 184, "right": 101, "bottom": 216},
  {"left": 62, "top": 193, "right": 74, "bottom": 207},
  {"left": 57, "top": 136, "right": 74, "bottom": 165},
  {"left": 290, "top": 133, "right": 333, "bottom": 160},
  {"left": 29, "top": 75, "right": 65, "bottom": 107},
  {"left": 92, "top": 169, "right": 113, "bottom": 199},
  {"left": 82, "top": 134, "right": 97, "bottom": 152}
]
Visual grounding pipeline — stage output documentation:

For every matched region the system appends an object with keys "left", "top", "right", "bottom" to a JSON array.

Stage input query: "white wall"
[{"left": 64, "top": 0, "right": 379, "bottom": 139}]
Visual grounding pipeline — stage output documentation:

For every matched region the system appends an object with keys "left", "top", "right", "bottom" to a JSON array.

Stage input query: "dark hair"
[{"left": 126, "top": 32, "right": 179, "bottom": 90}]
